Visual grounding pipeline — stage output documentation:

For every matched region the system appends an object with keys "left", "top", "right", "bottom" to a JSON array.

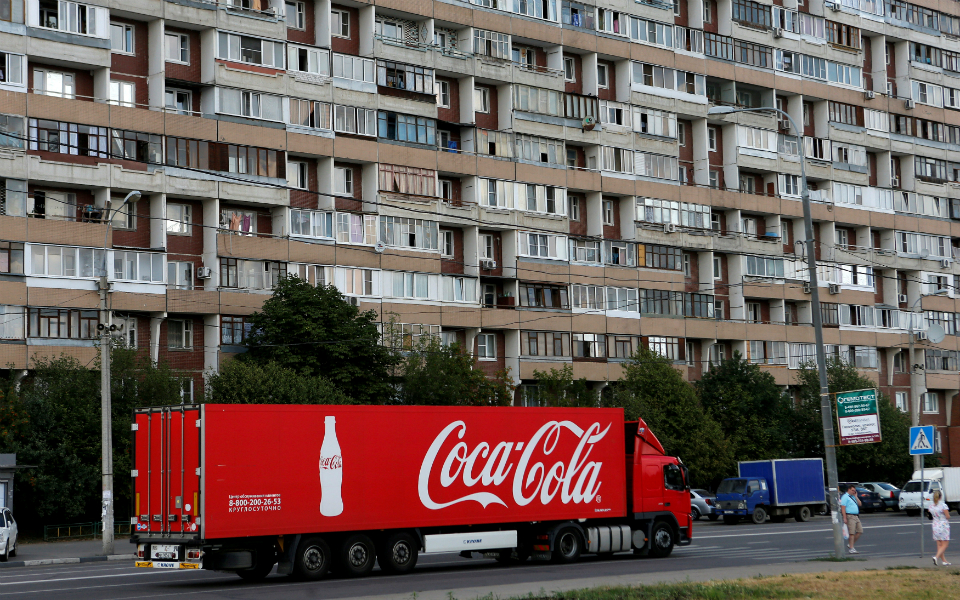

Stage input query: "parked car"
[
  {"left": 855, "top": 487, "right": 885, "bottom": 512},
  {"left": 899, "top": 479, "right": 941, "bottom": 516},
  {"left": 861, "top": 482, "right": 900, "bottom": 511},
  {"left": 691, "top": 489, "right": 718, "bottom": 521},
  {"left": 0, "top": 507, "right": 17, "bottom": 562}
]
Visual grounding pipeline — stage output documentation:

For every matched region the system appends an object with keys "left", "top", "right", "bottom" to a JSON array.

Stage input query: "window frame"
[
  {"left": 477, "top": 332, "right": 497, "bottom": 360},
  {"left": 331, "top": 9, "right": 350, "bottom": 38},
  {"left": 110, "top": 22, "right": 134, "bottom": 55},
  {"left": 165, "top": 32, "right": 189, "bottom": 64}
]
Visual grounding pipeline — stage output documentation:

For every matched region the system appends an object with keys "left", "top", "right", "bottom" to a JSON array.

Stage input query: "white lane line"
[
  {"left": 1, "top": 571, "right": 181, "bottom": 586},
  {"left": 746, "top": 541, "right": 771, "bottom": 544},
  {"left": 0, "top": 565, "right": 135, "bottom": 579},
  {"left": 697, "top": 522, "right": 919, "bottom": 539},
  {"left": 0, "top": 576, "right": 236, "bottom": 597}
]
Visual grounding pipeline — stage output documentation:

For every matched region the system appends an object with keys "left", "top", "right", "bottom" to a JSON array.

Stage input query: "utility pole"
[{"left": 100, "top": 191, "right": 140, "bottom": 556}]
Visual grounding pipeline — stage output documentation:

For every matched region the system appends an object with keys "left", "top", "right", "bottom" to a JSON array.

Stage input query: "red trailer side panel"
[{"left": 201, "top": 405, "right": 626, "bottom": 539}]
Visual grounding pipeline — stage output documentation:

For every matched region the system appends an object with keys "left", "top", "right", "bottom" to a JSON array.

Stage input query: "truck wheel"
[
  {"left": 795, "top": 506, "right": 812, "bottom": 522},
  {"left": 723, "top": 516, "right": 739, "bottom": 525},
  {"left": 552, "top": 528, "right": 582, "bottom": 563},
  {"left": 692, "top": 506, "right": 701, "bottom": 521},
  {"left": 649, "top": 522, "right": 674, "bottom": 558},
  {"left": 377, "top": 532, "right": 419, "bottom": 574},
  {"left": 340, "top": 534, "right": 376, "bottom": 577},
  {"left": 751, "top": 507, "right": 767, "bottom": 524},
  {"left": 294, "top": 537, "right": 332, "bottom": 581}
]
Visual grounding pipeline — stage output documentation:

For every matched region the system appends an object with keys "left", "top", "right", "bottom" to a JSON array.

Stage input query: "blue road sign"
[{"left": 910, "top": 426, "right": 935, "bottom": 455}]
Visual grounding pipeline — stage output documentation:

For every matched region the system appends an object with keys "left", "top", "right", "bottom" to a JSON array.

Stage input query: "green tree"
[
  {"left": 400, "top": 337, "right": 514, "bottom": 406},
  {"left": 794, "top": 359, "right": 915, "bottom": 484},
  {"left": 207, "top": 359, "right": 351, "bottom": 405},
  {"left": 531, "top": 365, "right": 596, "bottom": 407},
  {"left": 606, "top": 348, "right": 735, "bottom": 488},
  {"left": 696, "top": 352, "right": 794, "bottom": 462},
  {"left": 241, "top": 278, "right": 400, "bottom": 404}
]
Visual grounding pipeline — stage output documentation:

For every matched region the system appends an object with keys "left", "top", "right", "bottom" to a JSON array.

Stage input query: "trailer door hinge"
[
  {"left": 195, "top": 467, "right": 201, "bottom": 476},
  {"left": 131, "top": 470, "right": 139, "bottom": 477},
  {"left": 195, "top": 419, "right": 201, "bottom": 428},
  {"left": 131, "top": 423, "right": 139, "bottom": 431}
]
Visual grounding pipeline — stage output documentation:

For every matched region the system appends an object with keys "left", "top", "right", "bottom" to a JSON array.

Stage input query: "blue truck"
[{"left": 714, "top": 459, "right": 827, "bottom": 524}]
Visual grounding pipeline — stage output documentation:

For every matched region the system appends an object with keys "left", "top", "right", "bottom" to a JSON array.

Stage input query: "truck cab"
[{"left": 715, "top": 477, "right": 770, "bottom": 524}]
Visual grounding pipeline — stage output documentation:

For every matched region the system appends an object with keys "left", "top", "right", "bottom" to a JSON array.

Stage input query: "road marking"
[
  {"left": 0, "top": 565, "right": 135, "bottom": 579},
  {"left": 746, "top": 541, "right": 771, "bottom": 544},
  {"left": 0, "top": 571, "right": 179, "bottom": 586},
  {"left": 0, "top": 576, "right": 236, "bottom": 597},
  {"left": 697, "top": 522, "right": 919, "bottom": 540}
]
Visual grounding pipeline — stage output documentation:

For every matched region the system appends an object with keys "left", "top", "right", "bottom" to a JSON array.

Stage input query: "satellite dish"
[
  {"left": 927, "top": 324, "right": 946, "bottom": 344},
  {"left": 582, "top": 116, "right": 597, "bottom": 131},
  {"left": 920, "top": 248, "right": 930, "bottom": 259},
  {"left": 374, "top": 242, "right": 386, "bottom": 254}
]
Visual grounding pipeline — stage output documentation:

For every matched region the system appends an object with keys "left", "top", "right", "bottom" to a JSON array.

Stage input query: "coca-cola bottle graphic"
[{"left": 319, "top": 416, "right": 343, "bottom": 516}]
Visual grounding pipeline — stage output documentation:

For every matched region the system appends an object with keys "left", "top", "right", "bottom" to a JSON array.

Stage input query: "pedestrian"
[
  {"left": 839, "top": 484, "right": 862, "bottom": 554},
  {"left": 930, "top": 489, "right": 951, "bottom": 566}
]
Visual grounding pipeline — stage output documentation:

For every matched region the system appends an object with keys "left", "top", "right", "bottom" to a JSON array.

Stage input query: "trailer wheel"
[
  {"left": 340, "top": 534, "right": 376, "bottom": 577},
  {"left": 795, "top": 506, "right": 812, "bottom": 522},
  {"left": 751, "top": 507, "right": 767, "bottom": 524},
  {"left": 377, "top": 532, "right": 419, "bottom": 574},
  {"left": 294, "top": 537, "right": 332, "bottom": 580},
  {"left": 649, "top": 522, "right": 674, "bottom": 558},
  {"left": 551, "top": 528, "right": 582, "bottom": 563}
]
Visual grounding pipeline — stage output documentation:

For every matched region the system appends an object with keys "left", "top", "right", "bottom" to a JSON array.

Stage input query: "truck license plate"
[{"left": 151, "top": 545, "right": 179, "bottom": 560}]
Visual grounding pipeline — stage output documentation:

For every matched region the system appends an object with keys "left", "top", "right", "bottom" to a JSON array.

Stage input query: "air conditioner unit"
[
  {"left": 481, "top": 259, "right": 498, "bottom": 270},
  {"left": 664, "top": 223, "right": 678, "bottom": 233},
  {"left": 864, "top": 90, "right": 876, "bottom": 100},
  {"left": 828, "top": 283, "right": 841, "bottom": 295},
  {"left": 347, "top": 296, "right": 360, "bottom": 307},
  {"left": 773, "top": 27, "right": 784, "bottom": 38},
  {"left": 196, "top": 267, "right": 212, "bottom": 279},
  {"left": 803, "top": 281, "right": 811, "bottom": 294},
  {"left": 905, "top": 99, "right": 916, "bottom": 109},
  {"left": 828, "top": 1, "right": 841, "bottom": 10},
  {"left": 942, "top": 259, "right": 952, "bottom": 268},
  {"left": 916, "top": 331, "right": 928, "bottom": 341},
  {"left": 891, "top": 176, "right": 901, "bottom": 188},
  {"left": 898, "top": 294, "right": 909, "bottom": 303}
]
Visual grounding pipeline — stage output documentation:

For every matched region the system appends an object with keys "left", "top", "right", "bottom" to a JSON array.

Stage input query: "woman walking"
[{"left": 930, "top": 490, "right": 951, "bottom": 566}]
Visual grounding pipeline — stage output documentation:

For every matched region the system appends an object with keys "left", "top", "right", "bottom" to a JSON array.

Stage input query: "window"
[
  {"left": 110, "top": 22, "right": 133, "bottom": 54},
  {"left": 520, "top": 283, "right": 570, "bottom": 309},
  {"left": 923, "top": 392, "right": 939, "bottom": 414},
  {"left": 287, "top": 160, "right": 308, "bottom": 189},
  {"left": 474, "top": 29, "right": 510, "bottom": 59},
  {"left": 377, "top": 112, "right": 437, "bottom": 145},
  {"left": 597, "top": 63, "right": 609, "bottom": 88},
  {"left": 569, "top": 196, "right": 580, "bottom": 221},
  {"left": 572, "top": 285, "right": 602, "bottom": 310},
  {"left": 112, "top": 250, "right": 165, "bottom": 282},
  {"left": 475, "top": 87, "right": 491, "bottom": 113},
  {"left": 38, "top": 1, "right": 99, "bottom": 35},
  {"left": 285, "top": 1, "right": 305, "bottom": 29},
  {"left": 377, "top": 61, "right": 434, "bottom": 94},
  {"left": 895, "top": 391, "right": 908, "bottom": 413},
  {"left": 0, "top": 52, "right": 23, "bottom": 85},
  {"left": 379, "top": 216, "right": 439, "bottom": 251},
  {"left": 709, "top": 343, "right": 725, "bottom": 364},
  {"left": 826, "top": 21, "right": 861, "bottom": 50},
  {"left": 165, "top": 89, "right": 192, "bottom": 115},
  {"left": 336, "top": 213, "right": 377, "bottom": 245},
  {"left": 481, "top": 234, "right": 495, "bottom": 260},
  {"left": 563, "top": 57, "right": 575, "bottom": 81},
  {"left": 165, "top": 32, "right": 189, "bottom": 63},
  {"left": 331, "top": 9, "right": 350, "bottom": 38},
  {"left": 33, "top": 68, "right": 74, "bottom": 99},
  {"left": 745, "top": 255, "right": 784, "bottom": 278},
  {"left": 522, "top": 331, "right": 570, "bottom": 357},
  {"left": 441, "top": 230, "right": 454, "bottom": 257},
  {"left": 709, "top": 170, "right": 719, "bottom": 188},
  {"left": 708, "top": 127, "right": 717, "bottom": 151},
  {"left": 639, "top": 244, "right": 682, "bottom": 271},
  {"left": 573, "top": 333, "right": 606, "bottom": 358},
  {"left": 647, "top": 336, "right": 680, "bottom": 360},
  {"left": 166, "top": 203, "right": 191, "bottom": 235},
  {"left": 333, "top": 54, "right": 375, "bottom": 83},
  {"left": 28, "top": 308, "right": 98, "bottom": 339},
  {"left": 109, "top": 80, "right": 135, "bottom": 107},
  {"left": 0, "top": 305, "right": 24, "bottom": 340},
  {"left": 168, "top": 260, "right": 193, "bottom": 290},
  {"left": 519, "top": 232, "right": 566, "bottom": 259},
  {"left": 333, "top": 166, "right": 353, "bottom": 196},
  {"left": 290, "top": 209, "right": 333, "bottom": 239},
  {"left": 436, "top": 80, "right": 450, "bottom": 108},
  {"left": 217, "top": 32, "right": 285, "bottom": 68},
  {"left": 220, "top": 258, "right": 287, "bottom": 289},
  {"left": 111, "top": 198, "right": 135, "bottom": 230},
  {"left": 221, "top": 315, "right": 253, "bottom": 345},
  {"left": 221, "top": 208, "right": 257, "bottom": 235},
  {"left": 168, "top": 319, "right": 193, "bottom": 350},
  {"left": 732, "top": 0, "right": 771, "bottom": 29},
  {"left": 570, "top": 239, "right": 600, "bottom": 263},
  {"left": 288, "top": 46, "right": 330, "bottom": 76},
  {"left": 439, "top": 179, "right": 453, "bottom": 200},
  {"left": 477, "top": 333, "right": 496, "bottom": 359},
  {"left": 703, "top": 0, "right": 712, "bottom": 22},
  {"left": 29, "top": 190, "right": 76, "bottom": 220},
  {"left": 607, "top": 287, "right": 639, "bottom": 312},
  {"left": 219, "top": 88, "right": 284, "bottom": 122},
  {"left": 602, "top": 200, "right": 615, "bottom": 225},
  {"left": 379, "top": 164, "right": 436, "bottom": 197}
]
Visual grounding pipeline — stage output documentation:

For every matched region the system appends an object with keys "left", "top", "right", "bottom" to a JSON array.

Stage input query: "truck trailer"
[{"left": 130, "top": 405, "right": 693, "bottom": 581}]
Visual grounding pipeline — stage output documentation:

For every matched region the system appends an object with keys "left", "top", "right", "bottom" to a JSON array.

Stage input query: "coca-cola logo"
[
  {"left": 418, "top": 420, "right": 610, "bottom": 510},
  {"left": 320, "top": 455, "right": 343, "bottom": 469}
]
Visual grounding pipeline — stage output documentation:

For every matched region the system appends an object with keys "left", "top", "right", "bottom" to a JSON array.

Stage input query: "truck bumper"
[
  {"left": 716, "top": 510, "right": 747, "bottom": 516},
  {"left": 135, "top": 561, "right": 201, "bottom": 570}
]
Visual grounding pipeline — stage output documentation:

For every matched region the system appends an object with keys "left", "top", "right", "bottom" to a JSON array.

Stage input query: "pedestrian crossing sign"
[{"left": 910, "top": 426, "right": 935, "bottom": 455}]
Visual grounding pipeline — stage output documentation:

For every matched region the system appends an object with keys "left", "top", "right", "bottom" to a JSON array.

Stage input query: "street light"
[
  {"left": 100, "top": 189, "right": 140, "bottom": 556},
  {"left": 708, "top": 105, "right": 843, "bottom": 558}
]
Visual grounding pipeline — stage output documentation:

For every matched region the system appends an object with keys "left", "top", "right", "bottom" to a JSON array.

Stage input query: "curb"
[{"left": 0, "top": 554, "right": 136, "bottom": 569}]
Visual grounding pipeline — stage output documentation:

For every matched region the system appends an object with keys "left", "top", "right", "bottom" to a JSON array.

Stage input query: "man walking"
[{"left": 840, "top": 484, "right": 863, "bottom": 553}]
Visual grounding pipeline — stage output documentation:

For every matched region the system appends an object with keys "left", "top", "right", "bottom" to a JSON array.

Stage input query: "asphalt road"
[{"left": 0, "top": 511, "right": 939, "bottom": 600}]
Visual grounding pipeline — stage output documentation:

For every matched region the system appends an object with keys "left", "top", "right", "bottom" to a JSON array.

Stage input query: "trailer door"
[{"left": 133, "top": 406, "right": 202, "bottom": 536}]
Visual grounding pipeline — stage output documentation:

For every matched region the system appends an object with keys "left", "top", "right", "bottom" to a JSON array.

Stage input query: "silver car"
[
  {"left": 691, "top": 489, "right": 718, "bottom": 521},
  {"left": 0, "top": 507, "right": 17, "bottom": 561}
]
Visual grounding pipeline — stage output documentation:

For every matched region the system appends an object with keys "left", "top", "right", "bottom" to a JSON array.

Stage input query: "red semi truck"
[{"left": 130, "top": 404, "right": 692, "bottom": 580}]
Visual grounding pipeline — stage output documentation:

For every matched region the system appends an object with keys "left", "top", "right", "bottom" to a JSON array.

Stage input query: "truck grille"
[{"left": 718, "top": 500, "right": 739, "bottom": 510}]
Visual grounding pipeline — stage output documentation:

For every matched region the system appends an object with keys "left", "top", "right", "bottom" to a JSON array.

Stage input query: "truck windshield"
[{"left": 717, "top": 478, "right": 747, "bottom": 494}]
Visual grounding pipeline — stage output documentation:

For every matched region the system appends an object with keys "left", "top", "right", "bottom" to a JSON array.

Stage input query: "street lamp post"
[
  {"left": 708, "top": 106, "right": 843, "bottom": 558},
  {"left": 100, "top": 190, "right": 140, "bottom": 556}
]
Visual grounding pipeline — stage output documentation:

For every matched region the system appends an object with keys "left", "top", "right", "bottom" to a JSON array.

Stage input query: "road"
[{"left": 0, "top": 511, "right": 937, "bottom": 600}]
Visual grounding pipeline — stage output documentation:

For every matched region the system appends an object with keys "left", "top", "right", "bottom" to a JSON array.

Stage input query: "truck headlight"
[{"left": 738, "top": 502, "right": 746, "bottom": 509}]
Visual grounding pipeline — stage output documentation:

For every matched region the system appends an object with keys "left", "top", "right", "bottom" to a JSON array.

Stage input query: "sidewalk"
[{"left": 0, "top": 538, "right": 136, "bottom": 568}]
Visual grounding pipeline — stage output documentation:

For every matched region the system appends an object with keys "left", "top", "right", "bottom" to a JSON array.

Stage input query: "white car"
[
  {"left": 898, "top": 480, "right": 939, "bottom": 516},
  {"left": 0, "top": 507, "right": 17, "bottom": 561}
]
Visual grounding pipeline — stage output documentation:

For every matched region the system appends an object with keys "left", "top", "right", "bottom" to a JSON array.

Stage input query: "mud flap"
[{"left": 277, "top": 534, "right": 301, "bottom": 575}]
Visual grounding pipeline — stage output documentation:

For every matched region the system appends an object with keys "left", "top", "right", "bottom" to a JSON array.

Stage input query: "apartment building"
[{"left": 1, "top": 0, "right": 960, "bottom": 459}]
